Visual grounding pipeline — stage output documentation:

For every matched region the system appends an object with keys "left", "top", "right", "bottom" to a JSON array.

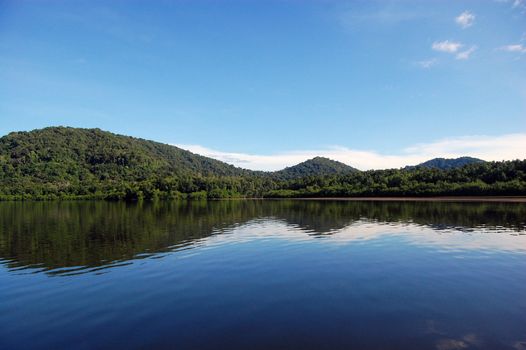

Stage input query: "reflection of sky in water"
[
  {"left": 201, "top": 219, "right": 526, "bottom": 254},
  {"left": 1, "top": 215, "right": 526, "bottom": 277},
  {"left": 1, "top": 205, "right": 526, "bottom": 350}
]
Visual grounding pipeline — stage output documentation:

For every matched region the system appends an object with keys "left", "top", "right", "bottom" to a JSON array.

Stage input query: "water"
[{"left": 0, "top": 200, "right": 525, "bottom": 350}]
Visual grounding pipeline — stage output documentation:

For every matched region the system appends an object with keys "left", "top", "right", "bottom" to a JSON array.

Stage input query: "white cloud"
[
  {"left": 175, "top": 133, "right": 526, "bottom": 171},
  {"left": 416, "top": 58, "right": 438, "bottom": 68},
  {"left": 455, "top": 11, "right": 475, "bottom": 28},
  {"left": 513, "top": 0, "right": 525, "bottom": 8},
  {"left": 403, "top": 134, "right": 526, "bottom": 161},
  {"left": 432, "top": 40, "right": 463, "bottom": 53},
  {"left": 431, "top": 41, "right": 476, "bottom": 61},
  {"left": 456, "top": 45, "right": 477, "bottom": 60},
  {"left": 496, "top": 0, "right": 526, "bottom": 10},
  {"left": 499, "top": 44, "right": 526, "bottom": 53}
]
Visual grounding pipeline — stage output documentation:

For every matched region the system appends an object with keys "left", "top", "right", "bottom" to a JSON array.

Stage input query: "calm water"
[{"left": 1, "top": 200, "right": 525, "bottom": 350}]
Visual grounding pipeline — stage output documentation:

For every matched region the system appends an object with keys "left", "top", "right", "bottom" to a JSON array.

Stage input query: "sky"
[{"left": 0, "top": 0, "right": 525, "bottom": 170}]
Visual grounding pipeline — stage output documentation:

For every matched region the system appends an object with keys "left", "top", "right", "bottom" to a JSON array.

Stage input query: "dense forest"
[
  {"left": 405, "top": 156, "right": 484, "bottom": 170},
  {"left": 0, "top": 127, "right": 525, "bottom": 200}
]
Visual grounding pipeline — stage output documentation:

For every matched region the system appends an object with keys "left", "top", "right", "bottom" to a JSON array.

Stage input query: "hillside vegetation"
[
  {"left": 274, "top": 157, "right": 357, "bottom": 180},
  {"left": 0, "top": 127, "right": 525, "bottom": 200},
  {"left": 409, "top": 157, "right": 485, "bottom": 170}
]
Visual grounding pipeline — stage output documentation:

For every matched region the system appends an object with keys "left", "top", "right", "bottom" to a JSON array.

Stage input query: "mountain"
[
  {"left": 0, "top": 126, "right": 252, "bottom": 182},
  {"left": 0, "top": 127, "right": 354, "bottom": 186},
  {"left": 273, "top": 157, "right": 357, "bottom": 180},
  {"left": 409, "top": 157, "right": 485, "bottom": 170}
]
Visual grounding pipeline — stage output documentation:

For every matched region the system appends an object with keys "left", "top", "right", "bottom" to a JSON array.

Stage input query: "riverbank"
[
  {"left": 2, "top": 196, "right": 526, "bottom": 202},
  {"left": 289, "top": 196, "right": 526, "bottom": 203}
]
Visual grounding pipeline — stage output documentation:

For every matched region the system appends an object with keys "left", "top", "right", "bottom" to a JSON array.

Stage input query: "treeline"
[
  {"left": 0, "top": 174, "right": 276, "bottom": 200},
  {"left": 266, "top": 159, "right": 526, "bottom": 198},
  {"left": 1, "top": 159, "right": 525, "bottom": 200},
  {"left": 0, "top": 127, "right": 525, "bottom": 200}
]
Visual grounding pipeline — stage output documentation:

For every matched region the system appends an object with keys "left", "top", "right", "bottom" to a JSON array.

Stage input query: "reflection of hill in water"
[
  {"left": 0, "top": 200, "right": 525, "bottom": 274},
  {"left": 267, "top": 200, "right": 526, "bottom": 234}
]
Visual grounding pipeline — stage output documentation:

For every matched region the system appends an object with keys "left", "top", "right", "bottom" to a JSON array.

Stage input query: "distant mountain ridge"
[{"left": 409, "top": 157, "right": 485, "bottom": 170}]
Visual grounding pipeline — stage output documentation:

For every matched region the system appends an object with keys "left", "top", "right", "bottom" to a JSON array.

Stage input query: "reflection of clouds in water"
[
  {"left": 426, "top": 319, "right": 524, "bottom": 350},
  {"left": 208, "top": 219, "right": 526, "bottom": 253},
  {"left": 436, "top": 339, "right": 468, "bottom": 350},
  {"left": 425, "top": 321, "right": 481, "bottom": 348},
  {"left": 436, "top": 334, "right": 481, "bottom": 350},
  {"left": 425, "top": 319, "right": 444, "bottom": 335},
  {"left": 332, "top": 221, "right": 526, "bottom": 252},
  {"left": 436, "top": 335, "right": 476, "bottom": 350}
]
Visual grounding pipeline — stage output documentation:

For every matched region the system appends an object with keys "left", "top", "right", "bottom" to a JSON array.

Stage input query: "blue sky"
[{"left": 1, "top": 0, "right": 525, "bottom": 169}]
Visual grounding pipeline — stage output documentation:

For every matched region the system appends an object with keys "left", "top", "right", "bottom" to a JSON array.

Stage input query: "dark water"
[{"left": 1, "top": 200, "right": 525, "bottom": 350}]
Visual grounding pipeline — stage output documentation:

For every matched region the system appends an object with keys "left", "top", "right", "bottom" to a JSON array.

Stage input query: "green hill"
[
  {"left": 411, "top": 157, "right": 485, "bottom": 170},
  {"left": 0, "top": 127, "right": 356, "bottom": 182},
  {"left": 274, "top": 157, "right": 357, "bottom": 180},
  {"left": 0, "top": 126, "right": 252, "bottom": 180},
  {"left": 0, "top": 127, "right": 265, "bottom": 199},
  {"left": 0, "top": 127, "right": 357, "bottom": 199}
]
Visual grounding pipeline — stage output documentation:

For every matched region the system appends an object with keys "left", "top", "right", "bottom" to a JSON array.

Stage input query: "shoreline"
[
  {"left": 1, "top": 196, "right": 526, "bottom": 203},
  {"left": 282, "top": 196, "right": 526, "bottom": 203}
]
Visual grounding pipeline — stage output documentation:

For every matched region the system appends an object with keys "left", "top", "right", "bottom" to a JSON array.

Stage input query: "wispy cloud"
[
  {"left": 403, "top": 134, "right": 526, "bottom": 161},
  {"left": 416, "top": 58, "right": 438, "bottom": 68},
  {"left": 456, "top": 45, "right": 477, "bottom": 60},
  {"left": 432, "top": 40, "right": 463, "bottom": 53},
  {"left": 499, "top": 44, "right": 526, "bottom": 53},
  {"left": 455, "top": 11, "right": 476, "bottom": 28},
  {"left": 513, "top": 0, "right": 526, "bottom": 8},
  {"left": 431, "top": 41, "right": 476, "bottom": 60},
  {"left": 496, "top": 0, "right": 526, "bottom": 11},
  {"left": 176, "top": 133, "right": 526, "bottom": 171}
]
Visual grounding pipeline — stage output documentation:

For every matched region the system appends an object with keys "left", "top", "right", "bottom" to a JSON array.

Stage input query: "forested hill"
[
  {"left": 0, "top": 126, "right": 253, "bottom": 179},
  {"left": 0, "top": 127, "right": 358, "bottom": 199},
  {"left": 410, "top": 157, "right": 485, "bottom": 170},
  {"left": 274, "top": 157, "right": 357, "bottom": 180},
  {"left": 0, "top": 127, "right": 525, "bottom": 200}
]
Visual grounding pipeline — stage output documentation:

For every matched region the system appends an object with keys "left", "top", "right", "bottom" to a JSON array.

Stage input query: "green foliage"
[
  {"left": 0, "top": 127, "right": 525, "bottom": 200},
  {"left": 269, "top": 161, "right": 526, "bottom": 197},
  {"left": 409, "top": 156, "right": 485, "bottom": 170},
  {"left": 273, "top": 156, "right": 357, "bottom": 180},
  {"left": 189, "top": 191, "right": 208, "bottom": 200}
]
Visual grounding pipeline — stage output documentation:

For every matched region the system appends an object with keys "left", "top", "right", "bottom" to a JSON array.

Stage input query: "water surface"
[{"left": 1, "top": 200, "right": 525, "bottom": 349}]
